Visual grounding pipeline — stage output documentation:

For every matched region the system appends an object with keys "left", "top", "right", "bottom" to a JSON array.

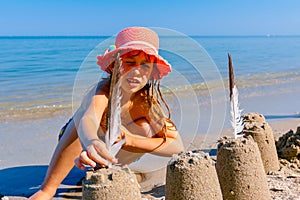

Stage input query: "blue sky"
[{"left": 0, "top": 0, "right": 300, "bottom": 36}]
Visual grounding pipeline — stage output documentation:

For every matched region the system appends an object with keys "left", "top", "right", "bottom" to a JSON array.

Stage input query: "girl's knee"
[
  {"left": 135, "top": 118, "right": 150, "bottom": 127},
  {"left": 129, "top": 118, "right": 153, "bottom": 137}
]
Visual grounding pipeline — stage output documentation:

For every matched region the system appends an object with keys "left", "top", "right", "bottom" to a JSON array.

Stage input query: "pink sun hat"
[{"left": 97, "top": 27, "right": 171, "bottom": 79}]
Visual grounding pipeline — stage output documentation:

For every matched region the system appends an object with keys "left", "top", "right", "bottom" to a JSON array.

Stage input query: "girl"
[{"left": 30, "top": 27, "right": 184, "bottom": 199}]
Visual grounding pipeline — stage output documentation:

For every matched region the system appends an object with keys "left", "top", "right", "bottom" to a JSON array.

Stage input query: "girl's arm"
[
  {"left": 121, "top": 121, "right": 184, "bottom": 157},
  {"left": 77, "top": 92, "right": 107, "bottom": 142},
  {"left": 75, "top": 82, "right": 117, "bottom": 167}
]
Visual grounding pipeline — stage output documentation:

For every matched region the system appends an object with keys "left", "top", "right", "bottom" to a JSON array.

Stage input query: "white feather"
[
  {"left": 230, "top": 85, "right": 244, "bottom": 138},
  {"left": 105, "top": 54, "right": 125, "bottom": 166},
  {"left": 105, "top": 80, "right": 123, "bottom": 149}
]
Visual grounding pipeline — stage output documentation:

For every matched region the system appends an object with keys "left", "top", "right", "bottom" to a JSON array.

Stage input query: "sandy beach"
[{"left": 1, "top": 98, "right": 299, "bottom": 199}]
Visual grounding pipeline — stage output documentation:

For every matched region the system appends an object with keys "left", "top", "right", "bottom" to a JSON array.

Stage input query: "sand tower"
[
  {"left": 243, "top": 112, "right": 280, "bottom": 173},
  {"left": 82, "top": 165, "right": 141, "bottom": 200},
  {"left": 276, "top": 126, "right": 300, "bottom": 166},
  {"left": 216, "top": 136, "right": 271, "bottom": 200},
  {"left": 165, "top": 150, "right": 222, "bottom": 200}
]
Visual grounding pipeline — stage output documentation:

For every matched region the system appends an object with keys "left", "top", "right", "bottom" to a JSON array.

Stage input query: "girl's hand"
[{"left": 74, "top": 139, "right": 117, "bottom": 170}]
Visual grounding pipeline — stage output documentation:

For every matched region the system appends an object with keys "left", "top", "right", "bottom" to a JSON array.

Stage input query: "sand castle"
[
  {"left": 165, "top": 150, "right": 222, "bottom": 200},
  {"left": 242, "top": 112, "right": 280, "bottom": 173},
  {"left": 82, "top": 165, "right": 141, "bottom": 200},
  {"left": 276, "top": 126, "right": 300, "bottom": 168},
  {"left": 216, "top": 136, "right": 271, "bottom": 200}
]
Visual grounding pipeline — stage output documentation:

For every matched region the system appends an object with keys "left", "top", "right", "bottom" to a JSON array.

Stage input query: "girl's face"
[{"left": 120, "top": 51, "right": 154, "bottom": 95}]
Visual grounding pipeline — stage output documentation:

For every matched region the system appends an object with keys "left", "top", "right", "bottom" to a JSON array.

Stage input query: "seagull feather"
[
  {"left": 228, "top": 54, "right": 244, "bottom": 138},
  {"left": 105, "top": 53, "right": 125, "bottom": 166}
]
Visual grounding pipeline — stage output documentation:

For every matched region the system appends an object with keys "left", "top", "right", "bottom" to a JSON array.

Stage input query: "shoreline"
[{"left": 1, "top": 75, "right": 300, "bottom": 122}]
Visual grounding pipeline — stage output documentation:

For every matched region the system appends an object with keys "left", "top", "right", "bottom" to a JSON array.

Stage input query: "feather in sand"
[
  {"left": 105, "top": 53, "right": 125, "bottom": 165},
  {"left": 228, "top": 54, "right": 244, "bottom": 138}
]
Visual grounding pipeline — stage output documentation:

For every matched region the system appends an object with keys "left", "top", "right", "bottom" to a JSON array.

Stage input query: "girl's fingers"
[
  {"left": 86, "top": 145, "right": 115, "bottom": 166},
  {"left": 78, "top": 140, "right": 118, "bottom": 168},
  {"left": 79, "top": 151, "right": 96, "bottom": 167},
  {"left": 93, "top": 143, "right": 118, "bottom": 164},
  {"left": 74, "top": 157, "right": 85, "bottom": 170}
]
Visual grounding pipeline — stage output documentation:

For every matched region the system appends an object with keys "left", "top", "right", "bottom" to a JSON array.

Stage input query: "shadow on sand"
[{"left": 0, "top": 165, "right": 85, "bottom": 198}]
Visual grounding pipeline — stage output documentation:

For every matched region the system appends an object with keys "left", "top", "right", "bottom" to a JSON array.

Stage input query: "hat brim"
[{"left": 97, "top": 45, "right": 171, "bottom": 79}]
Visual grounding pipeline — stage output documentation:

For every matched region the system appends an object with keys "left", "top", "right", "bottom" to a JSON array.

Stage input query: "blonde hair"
[{"left": 143, "top": 78, "right": 175, "bottom": 141}]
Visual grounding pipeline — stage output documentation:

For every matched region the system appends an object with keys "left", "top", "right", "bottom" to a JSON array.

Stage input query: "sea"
[{"left": 1, "top": 35, "right": 300, "bottom": 124}]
